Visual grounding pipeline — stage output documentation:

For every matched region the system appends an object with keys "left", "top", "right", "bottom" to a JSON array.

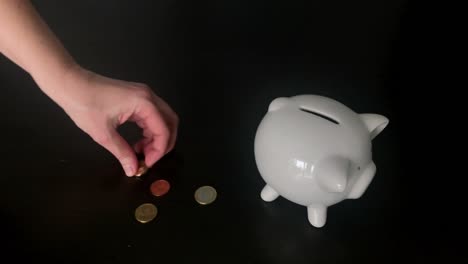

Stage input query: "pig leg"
[
  {"left": 260, "top": 185, "right": 279, "bottom": 202},
  {"left": 307, "top": 204, "right": 327, "bottom": 228},
  {"left": 348, "top": 161, "right": 376, "bottom": 199}
]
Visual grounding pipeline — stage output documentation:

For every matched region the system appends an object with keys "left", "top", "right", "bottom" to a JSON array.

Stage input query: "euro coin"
[
  {"left": 194, "top": 186, "right": 217, "bottom": 205},
  {"left": 150, "top": 179, "right": 170, "bottom": 197},
  {"left": 135, "top": 203, "right": 157, "bottom": 223},
  {"left": 135, "top": 160, "right": 148, "bottom": 177}
]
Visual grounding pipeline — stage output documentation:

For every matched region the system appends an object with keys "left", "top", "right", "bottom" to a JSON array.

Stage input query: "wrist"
[{"left": 31, "top": 60, "right": 84, "bottom": 107}]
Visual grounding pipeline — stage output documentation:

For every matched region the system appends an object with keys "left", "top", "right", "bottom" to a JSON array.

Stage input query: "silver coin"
[{"left": 194, "top": 186, "right": 217, "bottom": 205}]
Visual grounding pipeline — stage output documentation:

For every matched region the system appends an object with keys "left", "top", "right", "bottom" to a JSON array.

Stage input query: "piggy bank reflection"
[{"left": 254, "top": 95, "right": 389, "bottom": 227}]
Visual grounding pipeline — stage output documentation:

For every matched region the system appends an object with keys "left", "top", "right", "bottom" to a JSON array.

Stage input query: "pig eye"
[{"left": 299, "top": 107, "right": 339, "bottom": 125}]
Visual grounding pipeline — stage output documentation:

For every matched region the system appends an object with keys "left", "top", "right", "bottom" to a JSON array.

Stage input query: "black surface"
[{"left": 1, "top": 1, "right": 462, "bottom": 263}]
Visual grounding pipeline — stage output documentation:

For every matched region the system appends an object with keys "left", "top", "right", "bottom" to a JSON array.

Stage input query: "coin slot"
[{"left": 299, "top": 107, "right": 339, "bottom": 125}]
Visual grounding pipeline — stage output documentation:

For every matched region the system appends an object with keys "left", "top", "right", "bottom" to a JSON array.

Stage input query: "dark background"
[{"left": 0, "top": 0, "right": 464, "bottom": 263}]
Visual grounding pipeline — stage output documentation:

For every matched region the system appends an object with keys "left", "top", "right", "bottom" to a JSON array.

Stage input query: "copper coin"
[{"left": 150, "top": 179, "right": 170, "bottom": 197}]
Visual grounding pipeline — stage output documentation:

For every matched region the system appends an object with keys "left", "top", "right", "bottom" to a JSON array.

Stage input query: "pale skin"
[{"left": 0, "top": 0, "right": 179, "bottom": 176}]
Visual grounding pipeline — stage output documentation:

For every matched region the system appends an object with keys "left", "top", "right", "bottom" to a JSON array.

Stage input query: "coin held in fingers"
[{"left": 135, "top": 160, "right": 148, "bottom": 177}]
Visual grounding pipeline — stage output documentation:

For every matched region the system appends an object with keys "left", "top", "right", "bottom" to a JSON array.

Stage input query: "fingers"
[
  {"left": 133, "top": 136, "right": 151, "bottom": 154},
  {"left": 93, "top": 126, "right": 138, "bottom": 177},
  {"left": 151, "top": 94, "right": 179, "bottom": 153},
  {"left": 137, "top": 116, "right": 177, "bottom": 154},
  {"left": 133, "top": 103, "right": 173, "bottom": 167},
  {"left": 167, "top": 117, "right": 178, "bottom": 152},
  {"left": 143, "top": 145, "right": 163, "bottom": 168},
  {"left": 129, "top": 87, "right": 179, "bottom": 167}
]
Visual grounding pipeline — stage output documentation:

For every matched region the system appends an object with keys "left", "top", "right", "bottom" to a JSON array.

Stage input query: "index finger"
[{"left": 133, "top": 103, "right": 171, "bottom": 167}]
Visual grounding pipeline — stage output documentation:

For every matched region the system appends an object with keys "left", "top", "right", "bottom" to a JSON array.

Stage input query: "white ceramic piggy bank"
[{"left": 254, "top": 95, "right": 388, "bottom": 228}]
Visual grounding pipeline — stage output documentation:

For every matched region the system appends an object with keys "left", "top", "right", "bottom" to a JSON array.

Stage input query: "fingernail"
[{"left": 124, "top": 164, "right": 135, "bottom": 177}]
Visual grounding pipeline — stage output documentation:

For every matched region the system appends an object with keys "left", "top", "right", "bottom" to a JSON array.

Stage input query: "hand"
[
  {"left": 49, "top": 66, "right": 178, "bottom": 176},
  {"left": 0, "top": 0, "right": 177, "bottom": 176}
]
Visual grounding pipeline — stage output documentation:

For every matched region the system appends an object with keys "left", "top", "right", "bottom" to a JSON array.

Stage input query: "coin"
[
  {"left": 150, "top": 179, "right": 170, "bottom": 197},
  {"left": 194, "top": 186, "right": 217, "bottom": 205},
  {"left": 135, "top": 160, "right": 148, "bottom": 177},
  {"left": 134, "top": 203, "right": 157, "bottom": 223}
]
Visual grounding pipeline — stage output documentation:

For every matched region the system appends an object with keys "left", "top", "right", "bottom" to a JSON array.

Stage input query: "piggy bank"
[{"left": 254, "top": 95, "right": 389, "bottom": 227}]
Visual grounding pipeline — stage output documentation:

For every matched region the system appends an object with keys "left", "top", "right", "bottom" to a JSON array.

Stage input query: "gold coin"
[
  {"left": 135, "top": 160, "right": 148, "bottom": 177},
  {"left": 194, "top": 186, "right": 217, "bottom": 205},
  {"left": 134, "top": 203, "right": 157, "bottom": 223}
]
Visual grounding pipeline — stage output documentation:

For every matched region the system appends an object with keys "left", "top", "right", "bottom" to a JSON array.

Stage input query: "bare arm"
[
  {"left": 0, "top": 0, "right": 178, "bottom": 176},
  {"left": 0, "top": 0, "right": 75, "bottom": 97}
]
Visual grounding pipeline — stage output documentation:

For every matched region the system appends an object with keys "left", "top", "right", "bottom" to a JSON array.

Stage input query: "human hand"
[
  {"left": 0, "top": 0, "right": 177, "bottom": 176},
  {"left": 46, "top": 66, "right": 178, "bottom": 176}
]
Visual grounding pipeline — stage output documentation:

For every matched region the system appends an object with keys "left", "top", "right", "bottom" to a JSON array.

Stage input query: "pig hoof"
[
  {"left": 307, "top": 205, "right": 327, "bottom": 228},
  {"left": 261, "top": 185, "right": 279, "bottom": 202}
]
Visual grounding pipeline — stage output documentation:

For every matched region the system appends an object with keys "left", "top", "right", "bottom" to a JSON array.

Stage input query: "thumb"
[{"left": 93, "top": 127, "right": 138, "bottom": 177}]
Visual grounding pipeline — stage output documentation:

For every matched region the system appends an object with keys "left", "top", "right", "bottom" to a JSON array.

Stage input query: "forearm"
[{"left": 0, "top": 0, "right": 77, "bottom": 100}]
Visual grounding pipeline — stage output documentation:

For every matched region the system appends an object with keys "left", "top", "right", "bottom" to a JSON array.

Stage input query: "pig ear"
[
  {"left": 360, "top": 114, "right": 389, "bottom": 139},
  {"left": 268, "top": 97, "right": 291, "bottom": 112},
  {"left": 315, "top": 157, "right": 349, "bottom": 193}
]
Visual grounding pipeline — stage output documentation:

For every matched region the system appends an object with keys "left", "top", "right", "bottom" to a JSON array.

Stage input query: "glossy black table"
[{"left": 1, "top": 1, "right": 446, "bottom": 263}]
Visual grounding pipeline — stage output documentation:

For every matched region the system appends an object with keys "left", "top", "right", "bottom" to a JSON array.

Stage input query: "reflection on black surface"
[{"left": 0, "top": 0, "right": 409, "bottom": 263}]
